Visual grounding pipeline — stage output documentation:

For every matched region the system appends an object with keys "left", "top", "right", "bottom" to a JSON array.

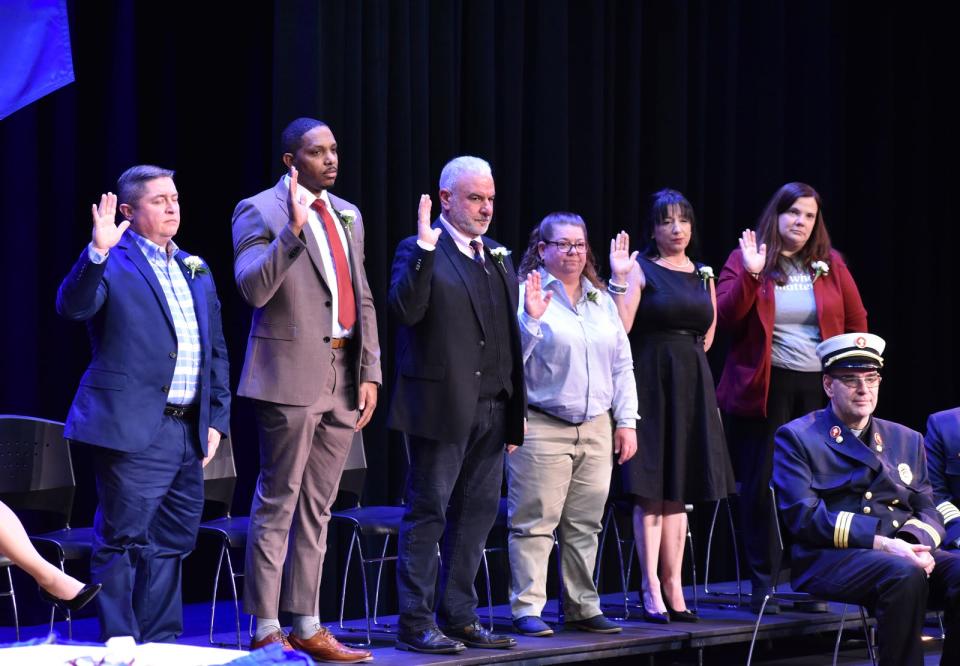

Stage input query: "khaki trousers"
[{"left": 506, "top": 410, "right": 613, "bottom": 620}]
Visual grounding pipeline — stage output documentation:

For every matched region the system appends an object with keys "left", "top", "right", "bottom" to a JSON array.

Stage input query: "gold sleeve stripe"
[
  {"left": 834, "top": 511, "right": 854, "bottom": 548},
  {"left": 905, "top": 518, "right": 942, "bottom": 547},
  {"left": 937, "top": 501, "right": 960, "bottom": 524}
]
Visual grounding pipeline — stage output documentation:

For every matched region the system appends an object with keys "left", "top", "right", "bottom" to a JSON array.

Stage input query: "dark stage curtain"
[{"left": 1, "top": 0, "right": 957, "bottom": 621}]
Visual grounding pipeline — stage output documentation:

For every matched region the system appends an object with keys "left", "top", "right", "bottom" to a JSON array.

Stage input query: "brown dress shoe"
[
  {"left": 250, "top": 629, "right": 294, "bottom": 651},
  {"left": 288, "top": 627, "right": 373, "bottom": 663}
]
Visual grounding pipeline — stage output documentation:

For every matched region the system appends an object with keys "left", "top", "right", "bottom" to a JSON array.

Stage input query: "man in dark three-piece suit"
[
  {"left": 925, "top": 408, "right": 960, "bottom": 550},
  {"left": 774, "top": 333, "right": 960, "bottom": 666},
  {"left": 233, "top": 118, "right": 379, "bottom": 663},
  {"left": 57, "top": 165, "right": 231, "bottom": 642},
  {"left": 388, "top": 156, "right": 525, "bottom": 654}
]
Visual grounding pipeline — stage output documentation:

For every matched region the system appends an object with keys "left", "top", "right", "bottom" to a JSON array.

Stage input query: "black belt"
[
  {"left": 528, "top": 405, "right": 584, "bottom": 427},
  {"left": 164, "top": 403, "right": 198, "bottom": 420}
]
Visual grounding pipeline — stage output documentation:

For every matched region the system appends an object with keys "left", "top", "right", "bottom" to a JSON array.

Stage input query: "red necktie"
[
  {"left": 310, "top": 198, "right": 356, "bottom": 330},
  {"left": 469, "top": 240, "right": 485, "bottom": 265}
]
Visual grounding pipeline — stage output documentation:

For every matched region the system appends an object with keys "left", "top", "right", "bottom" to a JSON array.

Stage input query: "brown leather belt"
[{"left": 330, "top": 337, "right": 351, "bottom": 349}]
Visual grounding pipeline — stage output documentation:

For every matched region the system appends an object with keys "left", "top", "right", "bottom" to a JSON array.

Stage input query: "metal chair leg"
[
  {"left": 372, "top": 534, "right": 390, "bottom": 624},
  {"left": 355, "top": 537, "right": 372, "bottom": 648},
  {"left": 209, "top": 543, "right": 225, "bottom": 645},
  {"left": 225, "top": 549, "right": 241, "bottom": 650},
  {"left": 686, "top": 518, "right": 698, "bottom": 612},
  {"left": 860, "top": 606, "right": 876, "bottom": 665},
  {"left": 339, "top": 530, "right": 359, "bottom": 630},
  {"left": 745, "top": 592, "right": 771, "bottom": 666},
  {"left": 481, "top": 548, "right": 494, "bottom": 631},
  {"left": 832, "top": 603, "right": 848, "bottom": 666},
  {"left": 3, "top": 567, "right": 18, "bottom": 641}
]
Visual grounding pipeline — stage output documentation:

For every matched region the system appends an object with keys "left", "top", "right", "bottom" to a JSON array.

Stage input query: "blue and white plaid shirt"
[{"left": 129, "top": 234, "right": 202, "bottom": 406}]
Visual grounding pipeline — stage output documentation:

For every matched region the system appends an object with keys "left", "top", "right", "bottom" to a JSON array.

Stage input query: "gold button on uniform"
[
  {"left": 888, "top": 505, "right": 894, "bottom": 511},
  {"left": 864, "top": 507, "right": 871, "bottom": 514},
  {"left": 893, "top": 520, "right": 900, "bottom": 528},
  {"left": 865, "top": 491, "right": 873, "bottom": 500}
]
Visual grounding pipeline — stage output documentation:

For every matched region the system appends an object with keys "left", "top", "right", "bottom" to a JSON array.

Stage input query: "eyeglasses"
[
  {"left": 830, "top": 373, "right": 882, "bottom": 389},
  {"left": 543, "top": 239, "right": 588, "bottom": 254}
]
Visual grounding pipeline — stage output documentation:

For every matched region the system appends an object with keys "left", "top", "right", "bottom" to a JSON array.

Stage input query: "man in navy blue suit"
[
  {"left": 774, "top": 333, "right": 960, "bottom": 666},
  {"left": 925, "top": 408, "right": 960, "bottom": 550},
  {"left": 57, "top": 165, "right": 231, "bottom": 642}
]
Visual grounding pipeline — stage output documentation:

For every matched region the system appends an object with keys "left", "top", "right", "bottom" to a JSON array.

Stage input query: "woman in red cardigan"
[{"left": 716, "top": 182, "right": 867, "bottom": 613}]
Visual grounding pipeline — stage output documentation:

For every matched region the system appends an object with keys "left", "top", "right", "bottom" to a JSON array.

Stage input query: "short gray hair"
[
  {"left": 438, "top": 156, "right": 492, "bottom": 192},
  {"left": 117, "top": 165, "right": 175, "bottom": 206}
]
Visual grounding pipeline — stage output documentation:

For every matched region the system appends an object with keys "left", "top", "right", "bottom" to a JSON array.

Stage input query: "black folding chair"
[
  {"left": 746, "top": 485, "right": 876, "bottom": 666},
  {"left": 197, "top": 436, "right": 250, "bottom": 649},
  {"left": 0, "top": 415, "right": 95, "bottom": 639}
]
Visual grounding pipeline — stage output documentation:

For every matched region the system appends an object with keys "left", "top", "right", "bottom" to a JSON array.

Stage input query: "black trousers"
[
  {"left": 396, "top": 398, "right": 507, "bottom": 632},
  {"left": 796, "top": 547, "right": 960, "bottom": 666},
  {"left": 724, "top": 367, "right": 824, "bottom": 593}
]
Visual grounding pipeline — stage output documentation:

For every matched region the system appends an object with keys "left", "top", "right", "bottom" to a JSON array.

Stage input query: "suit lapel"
[
  {"left": 273, "top": 179, "right": 332, "bottom": 292},
  {"left": 122, "top": 233, "right": 175, "bottom": 331},
  {"left": 175, "top": 254, "right": 209, "bottom": 351},
  {"left": 484, "top": 237, "right": 519, "bottom": 311},
  {"left": 438, "top": 231, "right": 487, "bottom": 335},
  {"left": 818, "top": 409, "right": 883, "bottom": 472}
]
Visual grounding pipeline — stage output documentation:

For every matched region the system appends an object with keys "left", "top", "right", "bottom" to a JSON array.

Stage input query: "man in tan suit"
[{"left": 233, "top": 118, "right": 381, "bottom": 662}]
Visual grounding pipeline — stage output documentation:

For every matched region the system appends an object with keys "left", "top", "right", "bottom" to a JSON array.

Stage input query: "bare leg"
[
  {"left": 633, "top": 498, "right": 666, "bottom": 613},
  {"left": 659, "top": 501, "right": 688, "bottom": 612},
  {"left": 0, "top": 500, "right": 85, "bottom": 600}
]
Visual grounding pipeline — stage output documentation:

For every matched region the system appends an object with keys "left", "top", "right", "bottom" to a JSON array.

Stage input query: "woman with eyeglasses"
[
  {"left": 506, "top": 212, "right": 638, "bottom": 638},
  {"left": 715, "top": 182, "right": 868, "bottom": 613},
  {"left": 610, "top": 189, "right": 735, "bottom": 623}
]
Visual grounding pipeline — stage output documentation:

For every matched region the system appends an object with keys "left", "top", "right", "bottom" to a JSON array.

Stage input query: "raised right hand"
[
  {"left": 417, "top": 194, "right": 442, "bottom": 246},
  {"left": 609, "top": 231, "right": 639, "bottom": 283},
  {"left": 91, "top": 193, "right": 130, "bottom": 254},
  {"left": 287, "top": 165, "right": 309, "bottom": 235},
  {"left": 738, "top": 229, "right": 767, "bottom": 274},
  {"left": 523, "top": 271, "right": 553, "bottom": 319}
]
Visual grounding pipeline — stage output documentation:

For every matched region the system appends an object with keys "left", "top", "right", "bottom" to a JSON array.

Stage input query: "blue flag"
[{"left": 0, "top": 0, "right": 74, "bottom": 120}]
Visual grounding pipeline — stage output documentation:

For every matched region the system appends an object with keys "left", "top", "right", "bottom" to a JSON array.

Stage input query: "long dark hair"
[
  {"left": 639, "top": 189, "right": 700, "bottom": 259},
  {"left": 516, "top": 212, "right": 604, "bottom": 289},
  {"left": 755, "top": 182, "right": 833, "bottom": 285}
]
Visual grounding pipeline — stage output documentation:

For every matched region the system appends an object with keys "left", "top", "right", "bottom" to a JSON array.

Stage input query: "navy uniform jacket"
[
  {"left": 924, "top": 408, "right": 960, "bottom": 548},
  {"left": 387, "top": 223, "right": 526, "bottom": 445},
  {"left": 774, "top": 407, "right": 945, "bottom": 587}
]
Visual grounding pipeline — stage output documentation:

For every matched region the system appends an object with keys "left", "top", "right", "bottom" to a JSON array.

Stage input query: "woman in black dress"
[{"left": 609, "top": 189, "right": 735, "bottom": 623}]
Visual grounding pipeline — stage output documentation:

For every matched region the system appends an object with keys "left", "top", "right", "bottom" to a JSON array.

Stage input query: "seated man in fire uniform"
[{"left": 773, "top": 332, "right": 960, "bottom": 666}]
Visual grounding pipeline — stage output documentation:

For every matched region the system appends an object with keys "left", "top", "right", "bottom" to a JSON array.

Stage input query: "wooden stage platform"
[{"left": 0, "top": 582, "right": 947, "bottom": 664}]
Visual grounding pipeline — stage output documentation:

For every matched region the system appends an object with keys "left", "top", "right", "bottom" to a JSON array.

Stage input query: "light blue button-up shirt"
[{"left": 519, "top": 269, "right": 638, "bottom": 428}]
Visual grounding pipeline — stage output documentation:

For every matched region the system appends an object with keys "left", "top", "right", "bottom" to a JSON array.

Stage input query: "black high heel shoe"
[
  {"left": 662, "top": 588, "right": 699, "bottom": 623},
  {"left": 641, "top": 607, "right": 670, "bottom": 624},
  {"left": 640, "top": 592, "right": 670, "bottom": 624},
  {"left": 39, "top": 583, "right": 102, "bottom": 613}
]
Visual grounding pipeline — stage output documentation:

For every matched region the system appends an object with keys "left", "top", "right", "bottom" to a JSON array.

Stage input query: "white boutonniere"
[
  {"left": 182, "top": 256, "right": 208, "bottom": 279},
  {"left": 586, "top": 290, "right": 600, "bottom": 304},
  {"left": 698, "top": 265, "right": 715, "bottom": 289},
  {"left": 337, "top": 209, "right": 356, "bottom": 237},
  {"left": 811, "top": 260, "right": 830, "bottom": 283},
  {"left": 489, "top": 246, "right": 511, "bottom": 268}
]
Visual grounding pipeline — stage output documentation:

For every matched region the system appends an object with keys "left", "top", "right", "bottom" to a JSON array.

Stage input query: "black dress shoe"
[
  {"left": 641, "top": 607, "right": 670, "bottom": 624},
  {"left": 39, "top": 583, "right": 102, "bottom": 613},
  {"left": 441, "top": 620, "right": 517, "bottom": 649},
  {"left": 396, "top": 627, "right": 465, "bottom": 654}
]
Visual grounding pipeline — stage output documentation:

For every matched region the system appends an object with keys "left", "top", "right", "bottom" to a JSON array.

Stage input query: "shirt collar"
[
  {"left": 539, "top": 268, "right": 596, "bottom": 305},
  {"left": 439, "top": 214, "right": 482, "bottom": 249},
  {"left": 131, "top": 230, "right": 179, "bottom": 263}
]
